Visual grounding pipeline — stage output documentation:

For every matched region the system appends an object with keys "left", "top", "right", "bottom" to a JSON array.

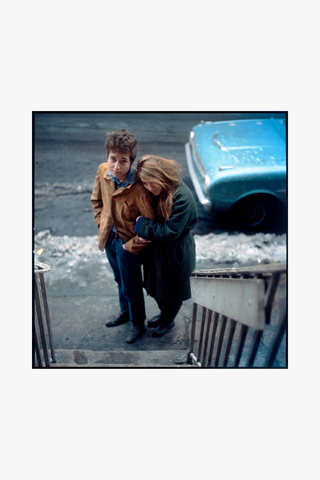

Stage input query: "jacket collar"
[
  {"left": 103, "top": 163, "right": 137, "bottom": 182},
  {"left": 103, "top": 164, "right": 139, "bottom": 193},
  {"left": 107, "top": 165, "right": 135, "bottom": 187}
]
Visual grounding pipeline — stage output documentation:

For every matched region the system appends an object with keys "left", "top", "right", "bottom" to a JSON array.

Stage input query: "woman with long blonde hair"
[{"left": 132, "top": 154, "right": 198, "bottom": 337}]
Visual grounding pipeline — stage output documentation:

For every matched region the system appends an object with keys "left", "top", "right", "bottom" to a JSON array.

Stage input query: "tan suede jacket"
[{"left": 91, "top": 162, "right": 156, "bottom": 253}]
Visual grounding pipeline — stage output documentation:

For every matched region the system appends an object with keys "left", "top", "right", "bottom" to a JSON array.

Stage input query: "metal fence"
[
  {"left": 33, "top": 262, "right": 56, "bottom": 367},
  {"left": 187, "top": 263, "right": 287, "bottom": 367}
]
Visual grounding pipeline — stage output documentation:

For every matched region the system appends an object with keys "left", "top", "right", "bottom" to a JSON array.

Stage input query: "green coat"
[{"left": 137, "top": 181, "right": 198, "bottom": 303}]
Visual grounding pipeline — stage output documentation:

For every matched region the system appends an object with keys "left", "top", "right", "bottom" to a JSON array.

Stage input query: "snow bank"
[
  {"left": 34, "top": 230, "right": 286, "bottom": 269},
  {"left": 194, "top": 232, "right": 286, "bottom": 267}
]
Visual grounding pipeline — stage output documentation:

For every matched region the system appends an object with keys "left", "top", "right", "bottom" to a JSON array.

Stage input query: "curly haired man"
[{"left": 91, "top": 129, "right": 156, "bottom": 343}]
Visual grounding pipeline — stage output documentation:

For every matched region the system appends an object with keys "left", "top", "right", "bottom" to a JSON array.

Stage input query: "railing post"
[
  {"left": 214, "top": 315, "right": 227, "bottom": 367},
  {"left": 39, "top": 272, "right": 56, "bottom": 363},
  {"left": 187, "top": 303, "right": 198, "bottom": 364},
  {"left": 202, "top": 309, "right": 213, "bottom": 367},
  {"left": 34, "top": 274, "right": 50, "bottom": 367},
  {"left": 197, "top": 307, "right": 207, "bottom": 364},
  {"left": 264, "top": 309, "right": 287, "bottom": 367},
  {"left": 207, "top": 311, "right": 219, "bottom": 367},
  {"left": 34, "top": 262, "right": 55, "bottom": 367}
]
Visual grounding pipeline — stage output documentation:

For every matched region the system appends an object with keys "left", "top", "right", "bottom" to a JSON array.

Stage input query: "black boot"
[
  {"left": 147, "top": 314, "right": 162, "bottom": 328},
  {"left": 151, "top": 301, "right": 182, "bottom": 337},
  {"left": 151, "top": 318, "right": 175, "bottom": 337},
  {"left": 126, "top": 323, "right": 145, "bottom": 343},
  {"left": 106, "top": 311, "right": 129, "bottom": 327}
]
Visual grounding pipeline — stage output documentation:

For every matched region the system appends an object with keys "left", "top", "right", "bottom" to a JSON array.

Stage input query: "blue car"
[{"left": 185, "top": 118, "right": 287, "bottom": 228}]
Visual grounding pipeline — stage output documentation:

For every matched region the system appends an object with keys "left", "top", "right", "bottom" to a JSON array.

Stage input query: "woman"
[
  {"left": 91, "top": 129, "right": 156, "bottom": 344},
  {"left": 130, "top": 154, "right": 198, "bottom": 337}
]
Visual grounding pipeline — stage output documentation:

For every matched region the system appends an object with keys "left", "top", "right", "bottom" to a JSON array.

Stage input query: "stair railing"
[
  {"left": 187, "top": 263, "right": 287, "bottom": 367},
  {"left": 34, "top": 261, "right": 56, "bottom": 367}
]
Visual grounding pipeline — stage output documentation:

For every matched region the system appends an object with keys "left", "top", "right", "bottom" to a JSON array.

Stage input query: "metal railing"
[
  {"left": 33, "top": 262, "right": 56, "bottom": 367},
  {"left": 187, "top": 263, "right": 287, "bottom": 367}
]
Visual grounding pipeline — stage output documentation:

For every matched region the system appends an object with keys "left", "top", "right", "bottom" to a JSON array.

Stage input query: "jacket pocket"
[{"left": 120, "top": 202, "right": 139, "bottom": 222}]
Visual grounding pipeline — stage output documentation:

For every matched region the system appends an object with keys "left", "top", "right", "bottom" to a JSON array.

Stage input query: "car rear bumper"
[{"left": 185, "top": 142, "right": 212, "bottom": 212}]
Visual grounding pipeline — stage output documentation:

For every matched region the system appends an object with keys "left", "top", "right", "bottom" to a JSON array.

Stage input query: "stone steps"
[{"left": 44, "top": 349, "right": 195, "bottom": 368}]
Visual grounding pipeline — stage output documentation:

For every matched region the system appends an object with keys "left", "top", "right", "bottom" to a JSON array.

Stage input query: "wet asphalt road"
[{"left": 34, "top": 112, "right": 286, "bottom": 237}]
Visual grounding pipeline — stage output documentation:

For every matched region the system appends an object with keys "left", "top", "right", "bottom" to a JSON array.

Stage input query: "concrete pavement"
[{"left": 34, "top": 252, "right": 287, "bottom": 368}]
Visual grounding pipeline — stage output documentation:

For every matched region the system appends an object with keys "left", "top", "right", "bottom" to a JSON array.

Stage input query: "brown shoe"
[{"left": 106, "top": 311, "right": 129, "bottom": 327}]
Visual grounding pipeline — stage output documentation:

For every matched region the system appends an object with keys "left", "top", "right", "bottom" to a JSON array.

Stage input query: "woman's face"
[
  {"left": 107, "top": 150, "right": 131, "bottom": 182},
  {"left": 140, "top": 177, "right": 162, "bottom": 196}
]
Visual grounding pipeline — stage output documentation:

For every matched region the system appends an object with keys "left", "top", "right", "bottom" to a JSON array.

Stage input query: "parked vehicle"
[{"left": 185, "top": 118, "right": 286, "bottom": 228}]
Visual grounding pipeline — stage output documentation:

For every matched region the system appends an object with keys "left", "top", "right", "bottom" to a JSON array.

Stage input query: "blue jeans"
[{"left": 105, "top": 235, "right": 146, "bottom": 326}]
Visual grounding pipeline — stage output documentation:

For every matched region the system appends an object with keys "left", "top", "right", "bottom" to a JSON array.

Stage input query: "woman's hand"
[
  {"left": 134, "top": 216, "right": 150, "bottom": 243},
  {"left": 138, "top": 237, "right": 151, "bottom": 244}
]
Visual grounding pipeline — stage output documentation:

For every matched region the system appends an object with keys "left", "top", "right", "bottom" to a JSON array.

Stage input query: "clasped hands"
[
  {"left": 122, "top": 216, "right": 151, "bottom": 250},
  {"left": 136, "top": 216, "right": 151, "bottom": 244}
]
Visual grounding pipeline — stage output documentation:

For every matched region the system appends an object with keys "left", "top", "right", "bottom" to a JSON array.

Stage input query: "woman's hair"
[
  {"left": 137, "top": 155, "right": 182, "bottom": 220},
  {"left": 105, "top": 129, "right": 138, "bottom": 164}
]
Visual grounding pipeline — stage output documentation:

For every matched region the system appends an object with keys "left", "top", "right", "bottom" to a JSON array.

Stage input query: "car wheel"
[{"left": 231, "top": 195, "right": 275, "bottom": 228}]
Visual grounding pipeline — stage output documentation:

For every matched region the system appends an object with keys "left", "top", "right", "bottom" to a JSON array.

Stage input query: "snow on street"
[
  {"left": 34, "top": 230, "right": 287, "bottom": 271},
  {"left": 194, "top": 232, "right": 286, "bottom": 267}
]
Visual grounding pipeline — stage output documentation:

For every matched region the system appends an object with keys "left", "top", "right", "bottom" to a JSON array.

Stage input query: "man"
[{"left": 91, "top": 129, "right": 155, "bottom": 343}]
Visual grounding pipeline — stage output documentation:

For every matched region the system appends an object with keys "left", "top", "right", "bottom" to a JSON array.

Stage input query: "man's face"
[{"left": 107, "top": 150, "right": 132, "bottom": 182}]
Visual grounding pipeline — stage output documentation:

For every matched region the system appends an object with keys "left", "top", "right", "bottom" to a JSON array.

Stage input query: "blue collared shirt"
[
  {"left": 107, "top": 166, "right": 135, "bottom": 189},
  {"left": 108, "top": 166, "right": 135, "bottom": 233}
]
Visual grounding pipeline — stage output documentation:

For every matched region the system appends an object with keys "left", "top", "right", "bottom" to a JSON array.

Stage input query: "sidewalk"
[
  {"left": 41, "top": 254, "right": 194, "bottom": 362},
  {"left": 36, "top": 254, "right": 286, "bottom": 367}
]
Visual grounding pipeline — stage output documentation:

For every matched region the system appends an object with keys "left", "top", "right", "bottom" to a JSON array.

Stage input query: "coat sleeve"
[
  {"left": 122, "top": 188, "right": 157, "bottom": 254},
  {"left": 137, "top": 191, "right": 194, "bottom": 244},
  {"left": 90, "top": 167, "right": 103, "bottom": 227}
]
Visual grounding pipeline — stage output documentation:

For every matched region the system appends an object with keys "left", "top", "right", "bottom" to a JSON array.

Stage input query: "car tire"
[{"left": 230, "top": 194, "right": 277, "bottom": 229}]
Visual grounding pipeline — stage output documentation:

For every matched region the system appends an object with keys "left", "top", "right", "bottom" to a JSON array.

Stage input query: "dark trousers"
[
  {"left": 105, "top": 235, "right": 145, "bottom": 326},
  {"left": 155, "top": 298, "right": 182, "bottom": 324}
]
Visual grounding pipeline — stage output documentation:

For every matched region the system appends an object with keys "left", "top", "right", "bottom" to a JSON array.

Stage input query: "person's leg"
[
  {"left": 151, "top": 299, "right": 182, "bottom": 337},
  {"left": 116, "top": 240, "right": 146, "bottom": 327},
  {"left": 147, "top": 297, "right": 163, "bottom": 328},
  {"left": 104, "top": 237, "right": 129, "bottom": 326}
]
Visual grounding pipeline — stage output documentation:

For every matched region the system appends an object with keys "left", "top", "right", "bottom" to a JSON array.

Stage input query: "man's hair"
[{"left": 105, "top": 129, "right": 138, "bottom": 164}]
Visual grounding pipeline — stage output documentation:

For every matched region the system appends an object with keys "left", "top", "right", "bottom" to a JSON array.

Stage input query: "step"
[{"left": 45, "top": 349, "right": 195, "bottom": 368}]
